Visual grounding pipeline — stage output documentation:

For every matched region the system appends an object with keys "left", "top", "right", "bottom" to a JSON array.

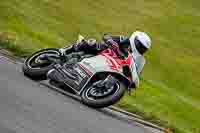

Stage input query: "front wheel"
[
  {"left": 81, "top": 78, "right": 126, "bottom": 108},
  {"left": 22, "top": 48, "right": 60, "bottom": 80}
]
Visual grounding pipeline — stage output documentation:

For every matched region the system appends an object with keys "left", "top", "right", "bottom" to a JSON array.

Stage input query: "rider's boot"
[
  {"left": 60, "top": 40, "right": 87, "bottom": 56},
  {"left": 59, "top": 45, "right": 76, "bottom": 56}
]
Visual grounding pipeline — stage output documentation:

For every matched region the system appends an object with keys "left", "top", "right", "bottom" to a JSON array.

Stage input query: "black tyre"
[
  {"left": 22, "top": 48, "right": 60, "bottom": 80},
  {"left": 81, "top": 79, "right": 126, "bottom": 108}
]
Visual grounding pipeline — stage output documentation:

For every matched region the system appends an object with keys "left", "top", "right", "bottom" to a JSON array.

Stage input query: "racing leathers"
[
  {"left": 71, "top": 34, "right": 146, "bottom": 74},
  {"left": 72, "top": 34, "right": 129, "bottom": 58}
]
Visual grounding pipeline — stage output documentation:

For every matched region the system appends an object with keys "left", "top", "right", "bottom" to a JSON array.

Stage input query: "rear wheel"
[
  {"left": 22, "top": 48, "right": 60, "bottom": 80},
  {"left": 81, "top": 77, "right": 126, "bottom": 108}
]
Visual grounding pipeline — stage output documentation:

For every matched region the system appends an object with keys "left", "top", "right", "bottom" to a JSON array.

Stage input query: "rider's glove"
[{"left": 106, "top": 39, "right": 125, "bottom": 59}]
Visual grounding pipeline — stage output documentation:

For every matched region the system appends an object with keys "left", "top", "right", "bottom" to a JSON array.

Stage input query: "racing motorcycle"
[{"left": 22, "top": 35, "right": 139, "bottom": 108}]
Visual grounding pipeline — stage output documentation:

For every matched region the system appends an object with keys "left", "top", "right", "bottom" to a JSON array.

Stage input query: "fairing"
[{"left": 78, "top": 48, "right": 140, "bottom": 88}]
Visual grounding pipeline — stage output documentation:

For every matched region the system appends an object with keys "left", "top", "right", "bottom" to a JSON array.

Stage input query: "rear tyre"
[
  {"left": 81, "top": 79, "right": 126, "bottom": 108},
  {"left": 22, "top": 48, "right": 60, "bottom": 80}
]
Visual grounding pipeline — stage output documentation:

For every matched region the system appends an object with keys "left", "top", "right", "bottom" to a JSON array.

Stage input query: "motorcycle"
[{"left": 22, "top": 35, "right": 139, "bottom": 108}]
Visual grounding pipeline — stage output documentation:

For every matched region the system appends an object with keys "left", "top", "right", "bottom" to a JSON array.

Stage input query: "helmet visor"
[{"left": 134, "top": 37, "right": 148, "bottom": 55}]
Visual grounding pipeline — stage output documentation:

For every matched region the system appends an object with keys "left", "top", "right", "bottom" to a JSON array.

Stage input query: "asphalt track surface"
[{"left": 0, "top": 54, "right": 157, "bottom": 133}]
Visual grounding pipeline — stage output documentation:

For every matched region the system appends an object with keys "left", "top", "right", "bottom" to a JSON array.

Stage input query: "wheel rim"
[
  {"left": 27, "top": 50, "right": 60, "bottom": 69},
  {"left": 85, "top": 81, "right": 120, "bottom": 101}
]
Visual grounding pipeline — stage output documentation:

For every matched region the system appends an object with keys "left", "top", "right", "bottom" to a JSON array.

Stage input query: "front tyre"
[
  {"left": 22, "top": 48, "right": 60, "bottom": 80},
  {"left": 81, "top": 79, "right": 126, "bottom": 108}
]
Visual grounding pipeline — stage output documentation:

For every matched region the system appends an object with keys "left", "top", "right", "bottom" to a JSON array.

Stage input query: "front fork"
[
  {"left": 101, "top": 75, "right": 118, "bottom": 89},
  {"left": 95, "top": 74, "right": 135, "bottom": 95}
]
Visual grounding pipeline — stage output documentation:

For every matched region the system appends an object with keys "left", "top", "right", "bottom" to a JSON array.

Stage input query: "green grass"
[
  {"left": 0, "top": 0, "right": 200, "bottom": 132},
  {"left": 117, "top": 80, "right": 200, "bottom": 133}
]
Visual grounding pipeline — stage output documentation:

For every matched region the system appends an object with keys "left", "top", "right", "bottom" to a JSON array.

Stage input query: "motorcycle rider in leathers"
[{"left": 47, "top": 31, "right": 152, "bottom": 88}]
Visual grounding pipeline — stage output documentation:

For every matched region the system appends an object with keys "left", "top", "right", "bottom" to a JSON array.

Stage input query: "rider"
[{"left": 64, "top": 31, "right": 152, "bottom": 74}]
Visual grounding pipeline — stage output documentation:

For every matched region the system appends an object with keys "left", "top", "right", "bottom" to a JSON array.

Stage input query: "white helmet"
[{"left": 129, "top": 31, "right": 151, "bottom": 55}]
